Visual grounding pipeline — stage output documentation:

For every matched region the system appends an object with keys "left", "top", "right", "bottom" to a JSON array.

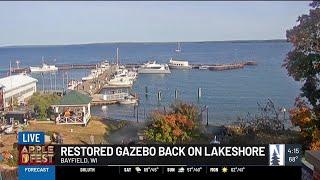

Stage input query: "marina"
[
  {"left": 0, "top": 41, "right": 299, "bottom": 124},
  {"left": 2, "top": 57, "right": 259, "bottom": 117},
  {"left": 0, "top": 1, "right": 317, "bottom": 177}
]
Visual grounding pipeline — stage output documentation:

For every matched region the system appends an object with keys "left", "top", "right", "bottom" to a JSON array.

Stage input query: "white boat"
[
  {"left": 119, "top": 95, "right": 138, "bottom": 105},
  {"left": 67, "top": 80, "right": 82, "bottom": 90},
  {"left": 175, "top": 42, "right": 181, "bottom": 53},
  {"left": 127, "top": 71, "right": 138, "bottom": 81},
  {"left": 82, "top": 75, "right": 95, "bottom": 81},
  {"left": 116, "top": 68, "right": 137, "bottom": 81},
  {"left": 199, "top": 65, "right": 210, "bottom": 70},
  {"left": 168, "top": 58, "right": 191, "bottom": 69},
  {"left": 108, "top": 76, "right": 133, "bottom": 87},
  {"left": 82, "top": 69, "right": 99, "bottom": 81},
  {"left": 100, "top": 60, "right": 110, "bottom": 71},
  {"left": 29, "top": 63, "right": 58, "bottom": 73},
  {"left": 114, "top": 69, "right": 129, "bottom": 78},
  {"left": 138, "top": 61, "right": 171, "bottom": 74}
]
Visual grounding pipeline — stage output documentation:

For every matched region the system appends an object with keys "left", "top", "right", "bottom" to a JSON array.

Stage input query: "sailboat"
[{"left": 175, "top": 42, "right": 181, "bottom": 53}]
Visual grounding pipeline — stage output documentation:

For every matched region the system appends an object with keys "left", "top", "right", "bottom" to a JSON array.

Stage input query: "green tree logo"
[{"left": 271, "top": 150, "right": 280, "bottom": 166}]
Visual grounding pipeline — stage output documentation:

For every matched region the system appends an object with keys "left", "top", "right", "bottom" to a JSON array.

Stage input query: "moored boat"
[
  {"left": 119, "top": 95, "right": 138, "bottom": 105},
  {"left": 168, "top": 58, "right": 191, "bottom": 69},
  {"left": 82, "top": 69, "right": 99, "bottom": 81},
  {"left": 138, "top": 61, "right": 171, "bottom": 74},
  {"left": 29, "top": 63, "right": 58, "bottom": 73},
  {"left": 107, "top": 76, "right": 133, "bottom": 87},
  {"left": 67, "top": 80, "right": 82, "bottom": 90},
  {"left": 199, "top": 65, "right": 210, "bottom": 70}
]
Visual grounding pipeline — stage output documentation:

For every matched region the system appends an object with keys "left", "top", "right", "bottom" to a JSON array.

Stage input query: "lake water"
[{"left": 0, "top": 41, "right": 301, "bottom": 125}]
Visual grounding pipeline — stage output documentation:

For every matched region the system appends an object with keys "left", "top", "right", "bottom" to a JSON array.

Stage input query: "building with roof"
[
  {"left": 0, "top": 74, "right": 38, "bottom": 109},
  {"left": 52, "top": 90, "right": 92, "bottom": 126}
]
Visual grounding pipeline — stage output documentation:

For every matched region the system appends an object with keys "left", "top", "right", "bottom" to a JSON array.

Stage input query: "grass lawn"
[{"left": 24, "top": 116, "right": 109, "bottom": 144}]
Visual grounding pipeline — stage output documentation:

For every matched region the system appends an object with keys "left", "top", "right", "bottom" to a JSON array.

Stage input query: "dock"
[
  {"left": 91, "top": 94, "right": 118, "bottom": 105},
  {"left": 75, "top": 65, "right": 117, "bottom": 96},
  {"left": 56, "top": 64, "right": 97, "bottom": 70}
]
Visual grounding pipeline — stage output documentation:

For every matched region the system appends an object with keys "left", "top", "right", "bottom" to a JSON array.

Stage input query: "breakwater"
[{"left": 10, "top": 61, "right": 257, "bottom": 73}]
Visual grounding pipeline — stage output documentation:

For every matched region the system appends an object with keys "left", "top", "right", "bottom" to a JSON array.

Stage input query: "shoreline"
[{"left": 0, "top": 39, "right": 287, "bottom": 48}]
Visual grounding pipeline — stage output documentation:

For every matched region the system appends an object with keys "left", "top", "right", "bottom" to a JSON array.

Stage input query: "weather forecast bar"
[{"left": 55, "top": 165, "right": 301, "bottom": 179}]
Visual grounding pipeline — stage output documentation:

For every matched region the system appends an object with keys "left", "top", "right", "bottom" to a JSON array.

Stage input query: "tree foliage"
[
  {"left": 284, "top": 1, "right": 320, "bottom": 150},
  {"left": 145, "top": 102, "right": 200, "bottom": 144},
  {"left": 28, "top": 92, "right": 61, "bottom": 119}
]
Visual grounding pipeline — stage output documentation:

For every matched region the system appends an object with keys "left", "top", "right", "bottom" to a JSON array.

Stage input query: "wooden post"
[
  {"left": 136, "top": 105, "right": 139, "bottom": 123},
  {"left": 174, "top": 89, "right": 178, "bottom": 100},
  {"left": 133, "top": 104, "right": 136, "bottom": 117},
  {"left": 198, "top": 88, "right": 202, "bottom": 99},
  {"left": 145, "top": 86, "right": 148, "bottom": 96},
  {"left": 158, "top": 91, "right": 161, "bottom": 101}
]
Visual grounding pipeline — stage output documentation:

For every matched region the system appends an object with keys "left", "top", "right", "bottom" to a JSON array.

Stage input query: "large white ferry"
[
  {"left": 29, "top": 63, "right": 58, "bottom": 73},
  {"left": 137, "top": 61, "right": 171, "bottom": 74}
]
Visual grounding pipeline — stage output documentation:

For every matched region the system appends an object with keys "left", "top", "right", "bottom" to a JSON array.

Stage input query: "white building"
[{"left": 0, "top": 74, "right": 38, "bottom": 108}]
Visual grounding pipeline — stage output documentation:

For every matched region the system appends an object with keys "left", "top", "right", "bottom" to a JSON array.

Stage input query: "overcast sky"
[{"left": 0, "top": 1, "right": 311, "bottom": 46}]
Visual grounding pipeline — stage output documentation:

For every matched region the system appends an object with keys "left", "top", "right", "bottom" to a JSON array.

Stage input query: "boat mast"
[
  {"left": 176, "top": 42, "right": 181, "bottom": 52},
  {"left": 42, "top": 56, "right": 45, "bottom": 65},
  {"left": 116, "top": 48, "right": 119, "bottom": 66},
  {"left": 9, "top": 60, "right": 13, "bottom": 109},
  {"left": 9, "top": 60, "right": 12, "bottom": 76}
]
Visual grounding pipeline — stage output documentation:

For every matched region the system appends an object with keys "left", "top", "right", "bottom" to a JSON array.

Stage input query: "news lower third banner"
[
  {"left": 53, "top": 144, "right": 301, "bottom": 166},
  {"left": 17, "top": 132, "right": 302, "bottom": 179},
  {"left": 55, "top": 145, "right": 267, "bottom": 165}
]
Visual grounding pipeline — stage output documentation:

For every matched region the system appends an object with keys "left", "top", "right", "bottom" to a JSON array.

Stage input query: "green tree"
[
  {"left": 28, "top": 92, "right": 61, "bottom": 119},
  {"left": 284, "top": 1, "right": 320, "bottom": 150}
]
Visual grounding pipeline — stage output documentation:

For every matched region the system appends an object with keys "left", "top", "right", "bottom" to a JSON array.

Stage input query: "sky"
[{"left": 0, "top": 1, "right": 311, "bottom": 46}]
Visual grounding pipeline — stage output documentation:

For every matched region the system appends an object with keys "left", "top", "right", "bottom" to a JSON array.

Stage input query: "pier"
[
  {"left": 191, "top": 61, "right": 257, "bottom": 70},
  {"left": 56, "top": 64, "right": 97, "bottom": 70},
  {"left": 75, "top": 65, "right": 117, "bottom": 96}
]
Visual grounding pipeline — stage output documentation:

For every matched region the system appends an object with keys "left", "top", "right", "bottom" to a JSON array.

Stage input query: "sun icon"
[{"left": 222, "top": 167, "right": 228, "bottom": 173}]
